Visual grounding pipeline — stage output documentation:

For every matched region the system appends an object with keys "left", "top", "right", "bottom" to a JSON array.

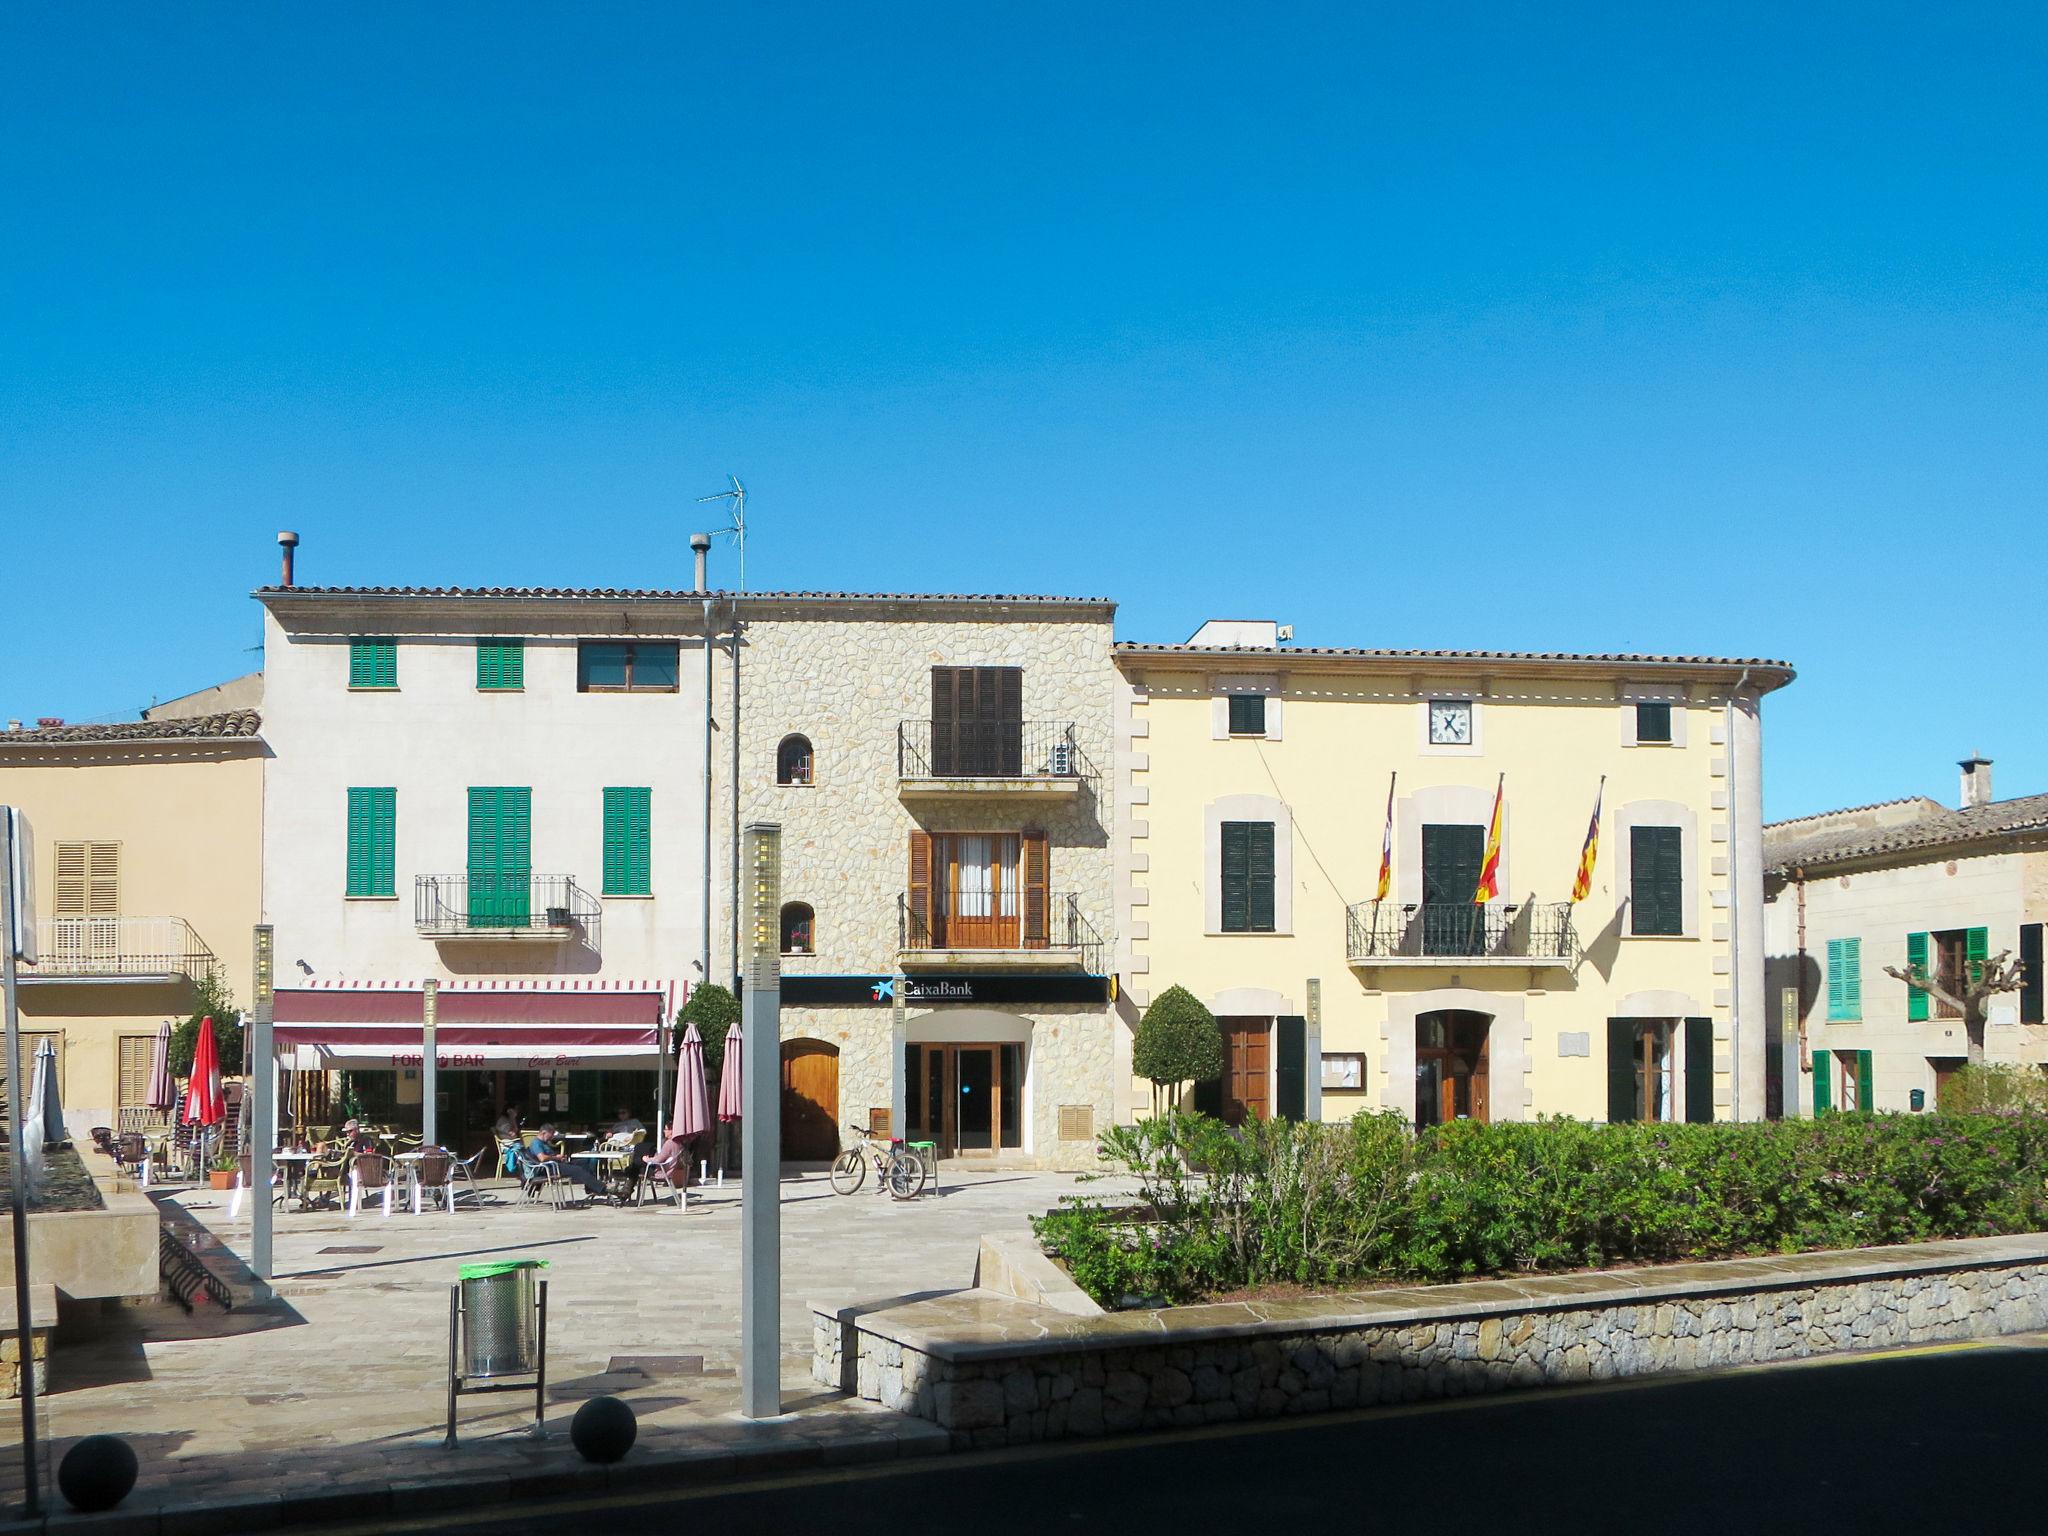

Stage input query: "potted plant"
[{"left": 207, "top": 1150, "right": 239, "bottom": 1191}]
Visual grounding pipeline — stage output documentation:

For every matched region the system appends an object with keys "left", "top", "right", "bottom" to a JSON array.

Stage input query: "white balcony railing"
[{"left": 21, "top": 916, "right": 216, "bottom": 980}]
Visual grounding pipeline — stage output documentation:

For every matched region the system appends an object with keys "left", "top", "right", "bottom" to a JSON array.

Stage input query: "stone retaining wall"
[{"left": 815, "top": 1233, "right": 2048, "bottom": 1448}]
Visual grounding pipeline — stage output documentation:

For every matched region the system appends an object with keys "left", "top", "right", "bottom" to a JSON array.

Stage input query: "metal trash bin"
[{"left": 458, "top": 1260, "right": 547, "bottom": 1378}]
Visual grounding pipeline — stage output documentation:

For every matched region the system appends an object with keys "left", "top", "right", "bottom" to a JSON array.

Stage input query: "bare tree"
[{"left": 1882, "top": 949, "right": 2026, "bottom": 1064}]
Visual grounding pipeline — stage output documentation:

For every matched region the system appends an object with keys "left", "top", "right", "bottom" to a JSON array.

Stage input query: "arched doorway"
[
  {"left": 780, "top": 1039, "right": 840, "bottom": 1161},
  {"left": 1416, "top": 1010, "right": 1490, "bottom": 1128}
]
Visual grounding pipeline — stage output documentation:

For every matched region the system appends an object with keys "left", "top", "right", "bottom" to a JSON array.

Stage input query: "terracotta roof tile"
[
  {"left": 1765, "top": 793, "right": 2048, "bottom": 873},
  {"left": 1117, "top": 642, "right": 1794, "bottom": 672},
  {"left": 256, "top": 585, "right": 1113, "bottom": 605},
  {"left": 0, "top": 711, "right": 262, "bottom": 746}
]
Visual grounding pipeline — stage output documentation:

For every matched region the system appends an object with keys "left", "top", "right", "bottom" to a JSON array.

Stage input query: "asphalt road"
[{"left": 351, "top": 1337, "right": 2043, "bottom": 1536}]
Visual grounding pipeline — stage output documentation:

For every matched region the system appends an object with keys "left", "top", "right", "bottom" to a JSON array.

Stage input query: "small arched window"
[
  {"left": 780, "top": 902, "right": 815, "bottom": 956},
  {"left": 776, "top": 734, "right": 814, "bottom": 786}
]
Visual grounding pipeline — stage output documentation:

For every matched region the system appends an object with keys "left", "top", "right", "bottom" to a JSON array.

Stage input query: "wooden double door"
[
  {"left": 1415, "top": 1010, "right": 1490, "bottom": 1128},
  {"left": 1190, "top": 1016, "right": 1271, "bottom": 1126},
  {"left": 780, "top": 1040, "right": 840, "bottom": 1161},
  {"left": 907, "top": 1042, "right": 1025, "bottom": 1156}
]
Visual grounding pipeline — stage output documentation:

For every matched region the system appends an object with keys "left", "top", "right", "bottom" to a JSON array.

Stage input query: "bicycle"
[{"left": 828, "top": 1124, "right": 928, "bottom": 1200}]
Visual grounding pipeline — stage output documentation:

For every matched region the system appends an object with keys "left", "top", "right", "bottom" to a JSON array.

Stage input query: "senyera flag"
[
  {"left": 1375, "top": 772, "right": 1395, "bottom": 901},
  {"left": 1571, "top": 777, "right": 1606, "bottom": 902},
  {"left": 1473, "top": 774, "right": 1504, "bottom": 903}
]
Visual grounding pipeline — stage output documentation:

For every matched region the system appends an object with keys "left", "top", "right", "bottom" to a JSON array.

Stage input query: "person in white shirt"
[{"left": 607, "top": 1106, "right": 645, "bottom": 1138}]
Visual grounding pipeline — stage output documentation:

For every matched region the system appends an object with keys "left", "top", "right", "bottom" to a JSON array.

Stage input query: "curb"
[{"left": 0, "top": 1422, "right": 949, "bottom": 1536}]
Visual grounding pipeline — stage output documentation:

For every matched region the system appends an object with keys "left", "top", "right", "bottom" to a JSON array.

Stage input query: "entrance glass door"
[
  {"left": 906, "top": 1043, "right": 1024, "bottom": 1156},
  {"left": 956, "top": 1048, "right": 995, "bottom": 1152}
]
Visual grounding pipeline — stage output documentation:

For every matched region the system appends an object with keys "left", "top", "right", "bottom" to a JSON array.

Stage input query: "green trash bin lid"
[{"left": 458, "top": 1259, "right": 550, "bottom": 1281}]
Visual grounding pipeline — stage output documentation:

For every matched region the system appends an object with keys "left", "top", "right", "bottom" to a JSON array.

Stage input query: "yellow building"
[
  {"left": 1115, "top": 623, "right": 1794, "bottom": 1125},
  {"left": 0, "top": 711, "right": 264, "bottom": 1135}
]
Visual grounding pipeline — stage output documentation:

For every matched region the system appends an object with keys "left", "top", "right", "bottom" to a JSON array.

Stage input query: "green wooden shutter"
[
  {"left": 1275, "top": 1016, "right": 1307, "bottom": 1120},
  {"left": 1966, "top": 927, "right": 1988, "bottom": 986},
  {"left": 1826, "top": 939, "right": 1847, "bottom": 1020},
  {"left": 349, "top": 637, "right": 396, "bottom": 689},
  {"left": 1906, "top": 932, "right": 1930, "bottom": 1021},
  {"left": 603, "top": 788, "right": 651, "bottom": 896},
  {"left": 1220, "top": 822, "right": 1250, "bottom": 932},
  {"left": 1247, "top": 822, "right": 1276, "bottom": 932},
  {"left": 1606, "top": 1019, "right": 1637, "bottom": 1122},
  {"left": 468, "top": 788, "right": 532, "bottom": 927},
  {"left": 1683, "top": 1018, "right": 1713, "bottom": 1123},
  {"left": 346, "top": 788, "right": 395, "bottom": 897},
  {"left": 2021, "top": 924, "right": 2044, "bottom": 1025},
  {"left": 1630, "top": 826, "right": 1683, "bottom": 936},
  {"left": 1812, "top": 1051, "right": 1832, "bottom": 1116},
  {"left": 1842, "top": 937, "right": 1861, "bottom": 1019},
  {"left": 1856, "top": 1050, "right": 1875, "bottom": 1112},
  {"left": 477, "top": 638, "right": 524, "bottom": 691}
]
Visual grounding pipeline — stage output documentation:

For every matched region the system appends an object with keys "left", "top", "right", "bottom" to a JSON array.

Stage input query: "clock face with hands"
[{"left": 1429, "top": 699, "right": 1473, "bottom": 745}]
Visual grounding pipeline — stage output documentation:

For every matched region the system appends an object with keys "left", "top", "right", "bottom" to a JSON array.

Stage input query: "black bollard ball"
[
  {"left": 58, "top": 1434, "right": 139, "bottom": 1512},
  {"left": 570, "top": 1395, "right": 638, "bottom": 1464}
]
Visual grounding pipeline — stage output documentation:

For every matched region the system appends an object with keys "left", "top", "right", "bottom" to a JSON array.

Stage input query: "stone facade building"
[
  {"left": 736, "top": 595, "right": 1121, "bottom": 1171},
  {"left": 1763, "top": 755, "right": 2048, "bottom": 1115}
]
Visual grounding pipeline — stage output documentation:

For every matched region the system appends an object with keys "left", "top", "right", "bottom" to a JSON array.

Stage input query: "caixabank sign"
[{"left": 778, "top": 973, "right": 1110, "bottom": 1007}]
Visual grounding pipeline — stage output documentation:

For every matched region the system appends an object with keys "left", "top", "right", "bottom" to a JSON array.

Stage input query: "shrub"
[
  {"left": 169, "top": 970, "right": 241, "bottom": 1077},
  {"left": 1940, "top": 1063, "right": 2048, "bottom": 1115},
  {"left": 1131, "top": 985, "right": 1224, "bottom": 1111},
  {"left": 1034, "top": 1109, "right": 2048, "bottom": 1306},
  {"left": 677, "top": 983, "right": 739, "bottom": 1078}
]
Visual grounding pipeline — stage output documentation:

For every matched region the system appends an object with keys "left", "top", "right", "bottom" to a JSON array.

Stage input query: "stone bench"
[{"left": 0, "top": 1284, "right": 58, "bottom": 1399}]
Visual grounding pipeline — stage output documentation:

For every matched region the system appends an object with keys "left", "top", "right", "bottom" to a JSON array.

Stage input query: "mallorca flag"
[
  {"left": 1375, "top": 772, "right": 1395, "bottom": 900},
  {"left": 1473, "top": 774, "right": 1504, "bottom": 903},
  {"left": 1571, "top": 778, "right": 1605, "bottom": 902}
]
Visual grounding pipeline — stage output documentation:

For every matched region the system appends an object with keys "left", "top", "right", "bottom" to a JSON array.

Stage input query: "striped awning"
[{"left": 272, "top": 980, "right": 676, "bottom": 1069}]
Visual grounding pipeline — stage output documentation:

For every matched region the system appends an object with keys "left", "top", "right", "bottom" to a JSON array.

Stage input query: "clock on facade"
[{"left": 1428, "top": 699, "right": 1473, "bottom": 745}]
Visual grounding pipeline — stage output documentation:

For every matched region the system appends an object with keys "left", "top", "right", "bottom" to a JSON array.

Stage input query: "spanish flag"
[
  {"left": 1375, "top": 771, "right": 1395, "bottom": 901},
  {"left": 1473, "top": 774, "right": 1504, "bottom": 903},
  {"left": 1571, "top": 777, "right": 1605, "bottom": 902}
]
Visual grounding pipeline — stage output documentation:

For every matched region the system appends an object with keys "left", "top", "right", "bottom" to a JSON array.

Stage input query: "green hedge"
[{"left": 1033, "top": 1110, "right": 2048, "bottom": 1307}]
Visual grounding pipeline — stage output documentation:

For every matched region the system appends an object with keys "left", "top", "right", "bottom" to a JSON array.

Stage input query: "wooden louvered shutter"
[
  {"left": 906, "top": 831, "right": 934, "bottom": 946},
  {"left": 1856, "top": 1050, "right": 1875, "bottom": 1111},
  {"left": 1606, "top": 1019, "right": 1637, "bottom": 1123},
  {"left": 1841, "top": 937, "right": 1861, "bottom": 1018},
  {"left": 931, "top": 669, "right": 960, "bottom": 775},
  {"left": 1966, "top": 927, "right": 1989, "bottom": 986},
  {"left": 54, "top": 842, "right": 87, "bottom": 915},
  {"left": 1247, "top": 822, "right": 1276, "bottom": 932},
  {"left": 1683, "top": 1017, "right": 1714, "bottom": 1123},
  {"left": 87, "top": 843, "right": 119, "bottom": 913},
  {"left": 2022, "top": 924, "right": 2044, "bottom": 1025},
  {"left": 1905, "top": 932, "right": 1931, "bottom": 1022},
  {"left": 1812, "top": 1051, "right": 1832, "bottom": 1115},
  {"left": 1826, "top": 940, "right": 1847, "bottom": 1020},
  {"left": 1275, "top": 1016, "right": 1307, "bottom": 1120},
  {"left": 602, "top": 788, "right": 651, "bottom": 896},
  {"left": 1220, "top": 822, "right": 1250, "bottom": 933},
  {"left": 1021, "top": 831, "right": 1050, "bottom": 949}
]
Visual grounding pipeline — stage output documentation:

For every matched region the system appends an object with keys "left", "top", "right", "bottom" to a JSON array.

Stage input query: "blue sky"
[{"left": 3, "top": 3, "right": 2042, "bottom": 819}]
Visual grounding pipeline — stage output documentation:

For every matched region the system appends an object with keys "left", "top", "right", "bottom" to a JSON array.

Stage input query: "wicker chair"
[{"left": 348, "top": 1150, "right": 397, "bottom": 1218}]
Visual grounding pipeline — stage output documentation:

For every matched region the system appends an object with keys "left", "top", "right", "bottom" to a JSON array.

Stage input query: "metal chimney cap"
[
  {"left": 277, "top": 530, "right": 300, "bottom": 547},
  {"left": 689, "top": 532, "right": 713, "bottom": 552}
]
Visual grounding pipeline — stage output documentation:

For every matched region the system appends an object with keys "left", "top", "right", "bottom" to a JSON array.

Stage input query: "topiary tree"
[
  {"left": 1133, "top": 984, "right": 1224, "bottom": 1116},
  {"left": 169, "top": 968, "right": 242, "bottom": 1076},
  {"left": 676, "top": 982, "right": 739, "bottom": 1079}
]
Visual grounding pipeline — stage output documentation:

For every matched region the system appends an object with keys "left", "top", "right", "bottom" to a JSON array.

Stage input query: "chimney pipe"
[
  {"left": 690, "top": 532, "right": 712, "bottom": 594},
  {"left": 277, "top": 530, "right": 300, "bottom": 587},
  {"left": 1959, "top": 752, "right": 1993, "bottom": 810}
]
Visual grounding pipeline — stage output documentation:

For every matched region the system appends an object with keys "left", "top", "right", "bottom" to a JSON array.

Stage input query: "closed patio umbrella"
[
  {"left": 716, "top": 1018, "right": 744, "bottom": 1123},
  {"left": 183, "top": 1016, "right": 226, "bottom": 1131},
  {"left": 27, "top": 1037, "right": 63, "bottom": 1146},
  {"left": 146, "top": 1021, "right": 175, "bottom": 1111},
  {"left": 673, "top": 1022, "right": 711, "bottom": 1141}
]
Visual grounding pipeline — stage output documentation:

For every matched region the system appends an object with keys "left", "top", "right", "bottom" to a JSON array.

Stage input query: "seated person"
[
  {"left": 607, "top": 1105, "right": 645, "bottom": 1139},
  {"left": 494, "top": 1104, "right": 523, "bottom": 1139},
  {"left": 524, "top": 1125, "right": 605, "bottom": 1196}
]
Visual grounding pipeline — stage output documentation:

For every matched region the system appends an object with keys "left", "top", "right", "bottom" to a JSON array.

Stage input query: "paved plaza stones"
[{"left": 0, "top": 1169, "right": 1113, "bottom": 1531}]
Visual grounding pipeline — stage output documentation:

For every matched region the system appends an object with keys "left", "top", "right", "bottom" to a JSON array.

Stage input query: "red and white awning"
[{"left": 272, "top": 979, "right": 678, "bottom": 1070}]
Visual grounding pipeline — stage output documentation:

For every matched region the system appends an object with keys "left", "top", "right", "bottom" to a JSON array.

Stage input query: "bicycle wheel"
[
  {"left": 829, "top": 1147, "right": 866, "bottom": 1195},
  {"left": 884, "top": 1148, "right": 927, "bottom": 1201}
]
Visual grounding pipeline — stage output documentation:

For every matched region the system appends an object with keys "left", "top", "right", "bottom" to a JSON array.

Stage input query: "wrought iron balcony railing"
[
  {"left": 414, "top": 874, "right": 601, "bottom": 942},
  {"left": 1345, "top": 900, "right": 1579, "bottom": 965},
  {"left": 20, "top": 916, "right": 216, "bottom": 980},
  {"left": 898, "top": 890, "right": 1105, "bottom": 973},
  {"left": 896, "top": 719, "right": 1095, "bottom": 781}
]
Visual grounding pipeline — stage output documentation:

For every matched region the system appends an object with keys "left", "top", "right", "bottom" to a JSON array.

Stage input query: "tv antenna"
[{"left": 695, "top": 476, "right": 747, "bottom": 592}]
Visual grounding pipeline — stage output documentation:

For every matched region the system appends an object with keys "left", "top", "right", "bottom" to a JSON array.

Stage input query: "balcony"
[
  {"left": 18, "top": 917, "right": 217, "bottom": 985},
  {"left": 1345, "top": 900, "right": 1579, "bottom": 969},
  {"left": 896, "top": 720, "right": 1094, "bottom": 801},
  {"left": 898, "top": 891, "right": 1105, "bottom": 974},
  {"left": 414, "top": 874, "right": 601, "bottom": 944}
]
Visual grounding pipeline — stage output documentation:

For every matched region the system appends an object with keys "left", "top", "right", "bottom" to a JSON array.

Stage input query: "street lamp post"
[{"left": 248, "top": 926, "right": 275, "bottom": 1291}]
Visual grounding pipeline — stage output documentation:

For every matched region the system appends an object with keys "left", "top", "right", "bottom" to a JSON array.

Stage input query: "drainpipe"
[
  {"left": 1726, "top": 666, "right": 1753, "bottom": 1121},
  {"left": 694, "top": 534, "right": 714, "bottom": 992}
]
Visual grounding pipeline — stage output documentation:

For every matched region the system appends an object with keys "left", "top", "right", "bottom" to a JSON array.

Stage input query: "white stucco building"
[{"left": 1763, "top": 756, "right": 2048, "bottom": 1115}]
